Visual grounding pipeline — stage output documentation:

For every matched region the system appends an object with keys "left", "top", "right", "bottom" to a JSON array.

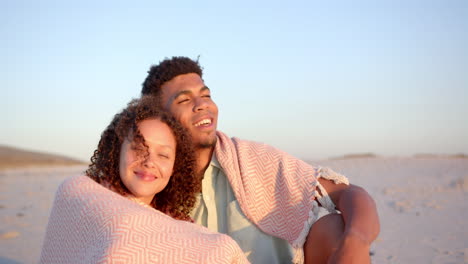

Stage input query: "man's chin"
[{"left": 196, "top": 137, "right": 217, "bottom": 149}]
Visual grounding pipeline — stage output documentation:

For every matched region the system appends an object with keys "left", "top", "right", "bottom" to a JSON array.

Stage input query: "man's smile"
[{"left": 194, "top": 118, "right": 213, "bottom": 127}]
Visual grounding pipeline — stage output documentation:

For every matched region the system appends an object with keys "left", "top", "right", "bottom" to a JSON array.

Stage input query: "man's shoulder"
[
  {"left": 215, "top": 130, "right": 306, "bottom": 163},
  {"left": 216, "top": 130, "right": 274, "bottom": 148}
]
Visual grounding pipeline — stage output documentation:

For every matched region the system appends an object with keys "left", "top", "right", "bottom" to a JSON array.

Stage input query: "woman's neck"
[{"left": 127, "top": 195, "right": 153, "bottom": 207}]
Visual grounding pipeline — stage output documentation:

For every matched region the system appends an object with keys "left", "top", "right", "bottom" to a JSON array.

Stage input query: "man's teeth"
[{"left": 194, "top": 119, "right": 211, "bottom": 127}]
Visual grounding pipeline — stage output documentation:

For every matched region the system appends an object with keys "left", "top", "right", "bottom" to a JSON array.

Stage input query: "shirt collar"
[{"left": 210, "top": 154, "right": 221, "bottom": 169}]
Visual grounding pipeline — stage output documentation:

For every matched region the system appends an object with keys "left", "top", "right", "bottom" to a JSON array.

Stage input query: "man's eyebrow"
[
  {"left": 173, "top": 90, "right": 192, "bottom": 100},
  {"left": 173, "top": 86, "right": 210, "bottom": 100}
]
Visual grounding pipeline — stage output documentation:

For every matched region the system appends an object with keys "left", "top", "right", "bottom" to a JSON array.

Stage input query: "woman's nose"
[{"left": 143, "top": 152, "right": 157, "bottom": 168}]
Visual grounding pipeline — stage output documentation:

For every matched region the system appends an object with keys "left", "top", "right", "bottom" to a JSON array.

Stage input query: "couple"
[{"left": 40, "top": 57, "right": 380, "bottom": 264}]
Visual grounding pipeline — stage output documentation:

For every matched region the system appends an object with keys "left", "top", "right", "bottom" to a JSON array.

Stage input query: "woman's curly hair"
[
  {"left": 141, "top": 56, "right": 203, "bottom": 97},
  {"left": 86, "top": 96, "right": 199, "bottom": 221}
]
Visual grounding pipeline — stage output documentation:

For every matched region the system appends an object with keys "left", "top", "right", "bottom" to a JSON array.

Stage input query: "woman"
[
  {"left": 40, "top": 96, "right": 248, "bottom": 264},
  {"left": 86, "top": 95, "right": 198, "bottom": 221}
]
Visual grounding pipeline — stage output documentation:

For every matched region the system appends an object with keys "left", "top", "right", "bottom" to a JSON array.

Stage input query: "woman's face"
[{"left": 119, "top": 118, "right": 176, "bottom": 205}]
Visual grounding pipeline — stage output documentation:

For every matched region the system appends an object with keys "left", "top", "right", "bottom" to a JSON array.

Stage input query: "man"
[{"left": 142, "top": 56, "right": 380, "bottom": 264}]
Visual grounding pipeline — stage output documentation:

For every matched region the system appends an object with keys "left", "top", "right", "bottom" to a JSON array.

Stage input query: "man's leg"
[{"left": 303, "top": 213, "right": 344, "bottom": 264}]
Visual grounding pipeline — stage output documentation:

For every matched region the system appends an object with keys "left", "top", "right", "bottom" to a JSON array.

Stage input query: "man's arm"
[
  {"left": 319, "top": 178, "right": 380, "bottom": 244},
  {"left": 314, "top": 178, "right": 380, "bottom": 263}
]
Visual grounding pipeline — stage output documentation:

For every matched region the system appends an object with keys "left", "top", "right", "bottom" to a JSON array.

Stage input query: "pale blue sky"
[{"left": 1, "top": 0, "right": 467, "bottom": 161}]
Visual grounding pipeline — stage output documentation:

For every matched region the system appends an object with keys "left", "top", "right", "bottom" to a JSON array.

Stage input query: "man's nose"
[{"left": 193, "top": 97, "right": 208, "bottom": 112}]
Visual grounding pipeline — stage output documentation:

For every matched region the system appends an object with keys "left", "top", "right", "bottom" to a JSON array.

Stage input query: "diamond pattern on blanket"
[{"left": 40, "top": 175, "right": 248, "bottom": 264}]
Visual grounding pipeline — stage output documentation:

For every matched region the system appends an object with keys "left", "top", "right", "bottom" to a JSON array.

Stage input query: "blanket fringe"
[
  {"left": 316, "top": 167, "right": 349, "bottom": 212},
  {"left": 291, "top": 198, "right": 321, "bottom": 264},
  {"left": 291, "top": 168, "right": 349, "bottom": 264},
  {"left": 292, "top": 188, "right": 320, "bottom": 264},
  {"left": 317, "top": 167, "right": 349, "bottom": 185}
]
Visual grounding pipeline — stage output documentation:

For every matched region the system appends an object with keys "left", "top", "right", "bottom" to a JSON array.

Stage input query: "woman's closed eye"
[{"left": 158, "top": 152, "right": 170, "bottom": 159}]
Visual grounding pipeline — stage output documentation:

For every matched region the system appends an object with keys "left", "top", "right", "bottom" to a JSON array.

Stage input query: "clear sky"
[{"left": 2, "top": 0, "right": 467, "bottom": 162}]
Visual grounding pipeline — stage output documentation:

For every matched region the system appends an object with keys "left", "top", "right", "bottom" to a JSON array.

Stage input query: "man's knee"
[{"left": 304, "top": 213, "right": 345, "bottom": 263}]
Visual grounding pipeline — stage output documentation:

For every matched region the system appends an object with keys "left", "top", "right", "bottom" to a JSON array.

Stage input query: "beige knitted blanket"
[
  {"left": 215, "top": 131, "right": 349, "bottom": 263},
  {"left": 40, "top": 175, "right": 249, "bottom": 264}
]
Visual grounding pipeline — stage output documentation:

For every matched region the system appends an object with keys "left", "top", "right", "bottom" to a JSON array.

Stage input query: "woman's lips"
[{"left": 135, "top": 171, "right": 157, "bottom": 181}]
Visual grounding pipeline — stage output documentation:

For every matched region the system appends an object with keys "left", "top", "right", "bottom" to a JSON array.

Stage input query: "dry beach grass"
[{"left": 0, "top": 148, "right": 467, "bottom": 263}]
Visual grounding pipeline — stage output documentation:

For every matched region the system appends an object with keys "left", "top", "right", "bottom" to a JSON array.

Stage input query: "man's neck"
[{"left": 195, "top": 147, "right": 214, "bottom": 176}]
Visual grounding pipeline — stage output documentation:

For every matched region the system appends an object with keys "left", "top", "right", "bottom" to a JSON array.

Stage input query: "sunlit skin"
[
  {"left": 119, "top": 119, "right": 176, "bottom": 205},
  {"left": 159, "top": 73, "right": 379, "bottom": 264},
  {"left": 160, "top": 73, "right": 218, "bottom": 174}
]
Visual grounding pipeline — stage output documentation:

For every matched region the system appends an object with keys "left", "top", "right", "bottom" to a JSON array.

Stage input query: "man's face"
[{"left": 160, "top": 73, "right": 218, "bottom": 149}]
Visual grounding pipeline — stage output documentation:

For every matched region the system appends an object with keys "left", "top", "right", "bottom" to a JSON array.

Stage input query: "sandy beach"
[{"left": 0, "top": 157, "right": 467, "bottom": 264}]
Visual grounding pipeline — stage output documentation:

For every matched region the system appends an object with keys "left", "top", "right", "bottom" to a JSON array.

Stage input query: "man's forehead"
[
  {"left": 166, "top": 72, "right": 203, "bottom": 86},
  {"left": 159, "top": 73, "right": 206, "bottom": 100}
]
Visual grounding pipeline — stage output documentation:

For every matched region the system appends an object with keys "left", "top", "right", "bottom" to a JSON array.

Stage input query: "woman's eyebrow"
[{"left": 144, "top": 140, "right": 175, "bottom": 151}]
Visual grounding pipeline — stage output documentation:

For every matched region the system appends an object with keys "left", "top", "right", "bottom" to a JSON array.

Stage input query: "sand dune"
[
  {"left": 329, "top": 152, "right": 379, "bottom": 160},
  {"left": 0, "top": 145, "right": 87, "bottom": 170},
  {"left": 0, "top": 157, "right": 467, "bottom": 263}
]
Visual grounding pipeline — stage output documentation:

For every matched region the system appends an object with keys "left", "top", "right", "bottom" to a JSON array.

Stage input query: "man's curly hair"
[
  {"left": 141, "top": 56, "right": 203, "bottom": 97},
  {"left": 86, "top": 96, "right": 199, "bottom": 221}
]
